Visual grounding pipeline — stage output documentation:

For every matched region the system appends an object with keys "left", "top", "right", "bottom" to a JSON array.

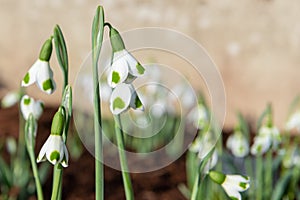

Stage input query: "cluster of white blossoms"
[
  {"left": 209, "top": 171, "right": 250, "bottom": 200},
  {"left": 107, "top": 27, "right": 145, "bottom": 115},
  {"left": 19, "top": 36, "right": 68, "bottom": 167},
  {"left": 251, "top": 125, "right": 280, "bottom": 155}
]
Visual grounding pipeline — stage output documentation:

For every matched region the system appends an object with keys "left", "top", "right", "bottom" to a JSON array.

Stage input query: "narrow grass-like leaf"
[{"left": 271, "top": 170, "right": 293, "bottom": 200}]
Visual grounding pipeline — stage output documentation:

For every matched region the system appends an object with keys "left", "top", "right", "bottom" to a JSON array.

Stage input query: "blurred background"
[{"left": 0, "top": 0, "right": 299, "bottom": 129}]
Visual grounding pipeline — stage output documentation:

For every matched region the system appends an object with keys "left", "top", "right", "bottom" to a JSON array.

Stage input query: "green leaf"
[
  {"left": 271, "top": 170, "right": 293, "bottom": 200},
  {"left": 92, "top": 5, "right": 104, "bottom": 63},
  {"left": 54, "top": 25, "right": 69, "bottom": 81},
  {"left": 0, "top": 156, "right": 12, "bottom": 187}
]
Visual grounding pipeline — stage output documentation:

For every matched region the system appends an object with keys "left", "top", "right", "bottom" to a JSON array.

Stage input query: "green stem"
[
  {"left": 115, "top": 115, "right": 134, "bottom": 200},
  {"left": 190, "top": 166, "right": 200, "bottom": 200},
  {"left": 27, "top": 148, "right": 44, "bottom": 200},
  {"left": 255, "top": 154, "right": 263, "bottom": 200},
  {"left": 264, "top": 150, "right": 273, "bottom": 199},
  {"left": 92, "top": 6, "right": 104, "bottom": 200}
]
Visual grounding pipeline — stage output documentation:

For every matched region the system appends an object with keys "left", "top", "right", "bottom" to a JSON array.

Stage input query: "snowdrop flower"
[
  {"left": 286, "top": 112, "right": 300, "bottom": 132},
  {"left": 226, "top": 131, "right": 249, "bottom": 158},
  {"left": 209, "top": 171, "right": 250, "bottom": 200},
  {"left": 1, "top": 91, "right": 21, "bottom": 108},
  {"left": 20, "top": 95, "right": 43, "bottom": 121},
  {"left": 21, "top": 37, "right": 56, "bottom": 94},
  {"left": 187, "top": 103, "right": 209, "bottom": 129},
  {"left": 37, "top": 107, "right": 68, "bottom": 167},
  {"left": 189, "top": 133, "right": 218, "bottom": 173},
  {"left": 107, "top": 27, "right": 145, "bottom": 88},
  {"left": 282, "top": 147, "right": 300, "bottom": 168},
  {"left": 109, "top": 83, "right": 144, "bottom": 115},
  {"left": 251, "top": 126, "right": 280, "bottom": 155}
]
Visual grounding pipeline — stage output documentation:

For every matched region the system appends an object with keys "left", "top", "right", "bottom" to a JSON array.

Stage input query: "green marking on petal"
[
  {"left": 43, "top": 79, "right": 54, "bottom": 91},
  {"left": 135, "top": 96, "right": 143, "bottom": 108},
  {"left": 113, "top": 97, "right": 125, "bottom": 110},
  {"left": 50, "top": 151, "right": 60, "bottom": 162},
  {"left": 230, "top": 197, "right": 239, "bottom": 200},
  {"left": 24, "top": 98, "right": 31, "bottom": 105},
  {"left": 239, "top": 182, "right": 247, "bottom": 189},
  {"left": 136, "top": 63, "right": 145, "bottom": 75},
  {"left": 23, "top": 73, "right": 30, "bottom": 84},
  {"left": 112, "top": 71, "right": 120, "bottom": 84}
]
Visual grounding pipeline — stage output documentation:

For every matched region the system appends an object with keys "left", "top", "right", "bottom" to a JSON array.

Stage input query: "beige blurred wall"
[{"left": 1, "top": 0, "right": 300, "bottom": 128}]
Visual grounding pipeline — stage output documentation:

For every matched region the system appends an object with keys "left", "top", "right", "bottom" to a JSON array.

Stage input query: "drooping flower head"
[
  {"left": 109, "top": 83, "right": 144, "bottom": 115},
  {"left": 37, "top": 107, "right": 69, "bottom": 167},
  {"left": 209, "top": 171, "right": 250, "bottom": 200},
  {"left": 251, "top": 125, "right": 280, "bottom": 155},
  {"left": 286, "top": 111, "right": 300, "bottom": 132},
  {"left": 1, "top": 91, "right": 22, "bottom": 108},
  {"left": 20, "top": 95, "right": 44, "bottom": 121},
  {"left": 21, "top": 37, "right": 56, "bottom": 94},
  {"left": 107, "top": 27, "right": 145, "bottom": 88},
  {"left": 226, "top": 130, "right": 249, "bottom": 158}
]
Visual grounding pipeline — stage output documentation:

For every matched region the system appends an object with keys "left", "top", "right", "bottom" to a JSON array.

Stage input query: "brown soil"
[{"left": 0, "top": 106, "right": 187, "bottom": 200}]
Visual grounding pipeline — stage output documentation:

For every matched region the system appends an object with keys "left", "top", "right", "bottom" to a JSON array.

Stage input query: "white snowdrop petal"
[
  {"left": 45, "top": 135, "right": 63, "bottom": 165},
  {"left": 37, "top": 136, "right": 51, "bottom": 162},
  {"left": 61, "top": 144, "right": 69, "bottom": 167},
  {"left": 22, "top": 60, "right": 40, "bottom": 87},
  {"left": 36, "top": 61, "right": 56, "bottom": 94},
  {"left": 125, "top": 52, "right": 145, "bottom": 76},
  {"left": 110, "top": 83, "right": 132, "bottom": 115},
  {"left": 20, "top": 95, "right": 34, "bottom": 120},
  {"left": 108, "top": 59, "right": 129, "bottom": 88}
]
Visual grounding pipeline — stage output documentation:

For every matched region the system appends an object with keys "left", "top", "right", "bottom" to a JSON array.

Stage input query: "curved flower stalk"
[
  {"left": 20, "top": 95, "right": 44, "bottom": 121},
  {"left": 226, "top": 130, "right": 249, "bottom": 158},
  {"left": 209, "top": 171, "right": 250, "bottom": 200},
  {"left": 37, "top": 107, "right": 68, "bottom": 167},
  {"left": 21, "top": 37, "right": 56, "bottom": 94},
  {"left": 109, "top": 83, "right": 143, "bottom": 115},
  {"left": 251, "top": 126, "right": 280, "bottom": 155},
  {"left": 107, "top": 27, "right": 145, "bottom": 88}
]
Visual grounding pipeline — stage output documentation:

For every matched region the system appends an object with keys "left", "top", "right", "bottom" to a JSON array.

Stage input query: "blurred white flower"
[
  {"left": 187, "top": 103, "right": 209, "bottom": 129},
  {"left": 169, "top": 83, "right": 196, "bottom": 110},
  {"left": 226, "top": 131, "right": 249, "bottom": 158},
  {"left": 1, "top": 91, "right": 21, "bottom": 108},
  {"left": 209, "top": 171, "right": 250, "bottom": 200},
  {"left": 286, "top": 112, "right": 300, "bottom": 132},
  {"left": 109, "top": 83, "right": 144, "bottom": 115},
  {"left": 37, "top": 134, "right": 69, "bottom": 167},
  {"left": 20, "top": 95, "right": 43, "bottom": 121},
  {"left": 282, "top": 147, "right": 300, "bottom": 168},
  {"left": 251, "top": 126, "right": 280, "bottom": 155},
  {"left": 189, "top": 133, "right": 217, "bottom": 173}
]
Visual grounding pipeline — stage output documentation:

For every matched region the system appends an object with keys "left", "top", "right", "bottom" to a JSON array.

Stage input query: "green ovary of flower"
[
  {"left": 50, "top": 151, "right": 60, "bottom": 162},
  {"left": 113, "top": 97, "right": 125, "bottom": 110}
]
